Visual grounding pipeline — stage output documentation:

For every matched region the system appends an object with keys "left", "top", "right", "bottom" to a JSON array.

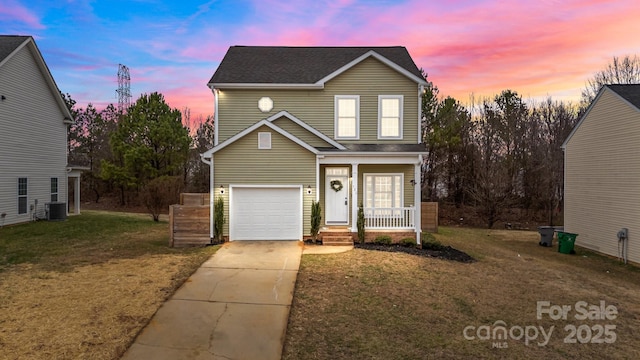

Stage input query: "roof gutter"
[
  {"left": 318, "top": 151, "right": 429, "bottom": 156},
  {"left": 200, "top": 153, "right": 212, "bottom": 165},
  {"left": 208, "top": 83, "right": 324, "bottom": 90}
]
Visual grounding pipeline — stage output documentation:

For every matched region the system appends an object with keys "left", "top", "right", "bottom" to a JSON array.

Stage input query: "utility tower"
[{"left": 116, "top": 64, "right": 131, "bottom": 113}]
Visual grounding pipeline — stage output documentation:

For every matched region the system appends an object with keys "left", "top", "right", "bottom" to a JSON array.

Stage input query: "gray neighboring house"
[
  {"left": 562, "top": 84, "right": 640, "bottom": 264},
  {"left": 0, "top": 35, "right": 78, "bottom": 226}
]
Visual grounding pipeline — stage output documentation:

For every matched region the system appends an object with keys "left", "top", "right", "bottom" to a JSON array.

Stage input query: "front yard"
[
  {"left": 2, "top": 214, "right": 639, "bottom": 359},
  {"left": 0, "top": 211, "right": 217, "bottom": 359},
  {"left": 283, "top": 227, "right": 640, "bottom": 359}
]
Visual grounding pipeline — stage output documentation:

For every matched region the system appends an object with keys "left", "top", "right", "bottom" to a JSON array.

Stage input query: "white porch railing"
[{"left": 364, "top": 207, "right": 415, "bottom": 229}]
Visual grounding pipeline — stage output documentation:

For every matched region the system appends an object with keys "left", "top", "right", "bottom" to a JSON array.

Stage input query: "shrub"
[
  {"left": 423, "top": 232, "right": 436, "bottom": 243},
  {"left": 310, "top": 201, "right": 321, "bottom": 241},
  {"left": 374, "top": 235, "right": 392, "bottom": 245},
  {"left": 142, "top": 176, "right": 183, "bottom": 222},
  {"left": 214, "top": 196, "right": 225, "bottom": 242},
  {"left": 399, "top": 237, "right": 417, "bottom": 247},
  {"left": 422, "top": 233, "right": 446, "bottom": 250},
  {"left": 357, "top": 203, "right": 365, "bottom": 243}
]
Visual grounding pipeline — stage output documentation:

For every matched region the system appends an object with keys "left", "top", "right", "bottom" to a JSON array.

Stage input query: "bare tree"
[
  {"left": 142, "top": 176, "right": 183, "bottom": 221},
  {"left": 469, "top": 99, "right": 514, "bottom": 228},
  {"left": 420, "top": 71, "right": 441, "bottom": 201},
  {"left": 536, "top": 99, "right": 578, "bottom": 225},
  {"left": 187, "top": 115, "right": 215, "bottom": 192},
  {"left": 582, "top": 55, "right": 640, "bottom": 107}
]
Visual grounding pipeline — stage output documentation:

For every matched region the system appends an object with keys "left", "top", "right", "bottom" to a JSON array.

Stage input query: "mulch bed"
[{"left": 354, "top": 242, "right": 476, "bottom": 263}]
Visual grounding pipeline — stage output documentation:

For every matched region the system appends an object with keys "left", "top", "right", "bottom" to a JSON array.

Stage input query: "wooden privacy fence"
[
  {"left": 169, "top": 193, "right": 210, "bottom": 247},
  {"left": 421, "top": 202, "right": 438, "bottom": 233}
]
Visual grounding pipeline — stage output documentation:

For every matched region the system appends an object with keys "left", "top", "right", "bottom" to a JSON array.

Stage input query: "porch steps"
[{"left": 321, "top": 233, "right": 354, "bottom": 246}]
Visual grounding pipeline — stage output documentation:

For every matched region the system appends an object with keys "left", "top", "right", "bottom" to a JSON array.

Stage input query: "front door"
[{"left": 325, "top": 167, "right": 349, "bottom": 224}]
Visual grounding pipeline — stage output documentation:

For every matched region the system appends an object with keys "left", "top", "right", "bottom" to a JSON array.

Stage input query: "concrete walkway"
[
  {"left": 121, "top": 241, "right": 303, "bottom": 360},
  {"left": 302, "top": 244, "right": 353, "bottom": 255}
]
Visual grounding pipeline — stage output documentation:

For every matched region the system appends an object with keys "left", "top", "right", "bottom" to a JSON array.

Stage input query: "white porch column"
[
  {"left": 209, "top": 159, "right": 215, "bottom": 239},
  {"left": 74, "top": 176, "right": 81, "bottom": 215},
  {"left": 315, "top": 156, "right": 320, "bottom": 202},
  {"left": 351, "top": 163, "right": 359, "bottom": 232},
  {"left": 414, "top": 157, "right": 422, "bottom": 244},
  {"left": 66, "top": 170, "right": 84, "bottom": 215}
]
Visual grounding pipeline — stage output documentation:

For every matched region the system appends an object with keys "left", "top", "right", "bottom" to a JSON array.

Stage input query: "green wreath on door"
[{"left": 330, "top": 180, "right": 343, "bottom": 192}]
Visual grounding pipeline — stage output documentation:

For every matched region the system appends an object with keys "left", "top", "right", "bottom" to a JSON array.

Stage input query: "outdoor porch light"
[
  {"left": 410, "top": 179, "right": 417, "bottom": 186},
  {"left": 219, "top": 185, "right": 225, "bottom": 194},
  {"left": 306, "top": 185, "right": 312, "bottom": 195}
]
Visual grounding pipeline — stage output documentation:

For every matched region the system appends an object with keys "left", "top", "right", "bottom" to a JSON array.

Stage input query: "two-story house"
[
  {"left": 201, "top": 46, "right": 427, "bottom": 243},
  {"left": 0, "top": 35, "right": 76, "bottom": 227}
]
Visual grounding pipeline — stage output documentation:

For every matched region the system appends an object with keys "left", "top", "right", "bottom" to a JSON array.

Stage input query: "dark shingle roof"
[
  {"left": 0, "top": 35, "right": 30, "bottom": 63},
  {"left": 606, "top": 84, "right": 640, "bottom": 109},
  {"left": 209, "top": 46, "right": 424, "bottom": 85}
]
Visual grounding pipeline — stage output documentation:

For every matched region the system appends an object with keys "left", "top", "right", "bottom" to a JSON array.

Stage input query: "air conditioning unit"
[{"left": 47, "top": 202, "right": 67, "bottom": 221}]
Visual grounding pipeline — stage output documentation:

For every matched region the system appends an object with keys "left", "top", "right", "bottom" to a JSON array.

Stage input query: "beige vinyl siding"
[
  {"left": 319, "top": 164, "right": 415, "bottom": 225},
  {"left": 564, "top": 89, "right": 640, "bottom": 264},
  {"left": 213, "top": 125, "right": 316, "bottom": 236},
  {"left": 272, "top": 117, "right": 333, "bottom": 148},
  {"left": 0, "top": 44, "right": 68, "bottom": 226},
  {"left": 217, "top": 57, "right": 419, "bottom": 144}
]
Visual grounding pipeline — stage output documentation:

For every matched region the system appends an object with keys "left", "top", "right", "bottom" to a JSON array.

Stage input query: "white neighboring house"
[
  {"left": 0, "top": 35, "right": 77, "bottom": 226},
  {"left": 562, "top": 84, "right": 640, "bottom": 264}
]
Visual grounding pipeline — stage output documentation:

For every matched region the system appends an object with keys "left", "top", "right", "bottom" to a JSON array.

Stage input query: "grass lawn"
[
  {"left": 283, "top": 227, "right": 640, "bottom": 359},
  {"left": 0, "top": 210, "right": 217, "bottom": 359}
]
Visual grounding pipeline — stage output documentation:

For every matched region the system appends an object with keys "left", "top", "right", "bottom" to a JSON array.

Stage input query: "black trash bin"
[{"left": 538, "top": 226, "right": 554, "bottom": 247}]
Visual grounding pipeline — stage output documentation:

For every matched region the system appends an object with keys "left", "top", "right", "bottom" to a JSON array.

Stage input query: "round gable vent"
[{"left": 258, "top": 97, "right": 273, "bottom": 112}]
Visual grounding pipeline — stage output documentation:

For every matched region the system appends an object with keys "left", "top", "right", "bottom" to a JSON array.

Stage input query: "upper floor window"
[
  {"left": 378, "top": 95, "right": 403, "bottom": 139},
  {"left": 51, "top": 177, "right": 58, "bottom": 202},
  {"left": 335, "top": 95, "right": 359, "bottom": 139},
  {"left": 18, "top": 177, "right": 28, "bottom": 214}
]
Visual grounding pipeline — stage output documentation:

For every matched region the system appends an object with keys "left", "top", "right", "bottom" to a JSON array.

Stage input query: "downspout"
[
  {"left": 211, "top": 86, "right": 219, "bottom": 146},
  {"left": 200, "top": 154, "right": 214, "bottom": 240},
  {"left": 418, "top": 84, "right": 424, "bottom": 144}
]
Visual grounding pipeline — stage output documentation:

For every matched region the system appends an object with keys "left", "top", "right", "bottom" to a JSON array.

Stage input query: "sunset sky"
[{"left": 2, "top": 0, "right": 640, "bottom": 120}]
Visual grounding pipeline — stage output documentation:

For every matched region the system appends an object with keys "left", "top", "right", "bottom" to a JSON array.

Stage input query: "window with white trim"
[
  {"left": 51, "top": 177, "right": 58, "bottom": 202},
  {"left": 258, "top": 132, "right": 271, "bottom": 149},
  {"left": 364, "top": 174, "right": 403, "bottom": 212},
  {"left": 378, "top": 95, "right": 403, "bottom": 139},
  {"left": 335, "top": 95, "right": 359, "bottom": 139},
  {"left": 18, "top": 177, "right": 28, "bottom": 214}
]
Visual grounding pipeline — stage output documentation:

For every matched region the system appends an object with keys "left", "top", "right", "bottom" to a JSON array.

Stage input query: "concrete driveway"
[{"left": 121, "top": 241, "right": 303, "bottom": 360}]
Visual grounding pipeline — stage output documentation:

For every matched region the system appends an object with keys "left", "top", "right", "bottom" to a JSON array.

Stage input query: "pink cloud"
[
  {"left": 59, "top": 0, "right": 640, "bottom": 120},
  {"left": 109, "top": 64, "right": 215, "bottom": 121},
  {"left": 163, "top": 86, "right": 214, "bottom": 123},
  {"left": 387, "top": 0, "right": 640, "bottom": 103},
  {"left": 0, "top": 1, "right": 45, "bottom": 29}
]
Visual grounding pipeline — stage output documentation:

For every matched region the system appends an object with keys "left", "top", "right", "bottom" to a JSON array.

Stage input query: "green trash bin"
[{"left": 557, "top": 231, "right": 578, "bottom": 254}]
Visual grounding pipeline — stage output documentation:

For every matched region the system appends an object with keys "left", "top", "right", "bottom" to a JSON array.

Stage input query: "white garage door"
[{"left": 230, "top": 187, "right": 302, "bottom": 240}]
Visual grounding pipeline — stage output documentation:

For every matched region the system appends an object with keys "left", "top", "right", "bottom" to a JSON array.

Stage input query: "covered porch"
[{"left": 316, "top": 152, "right": 424, "bottom": 244}]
